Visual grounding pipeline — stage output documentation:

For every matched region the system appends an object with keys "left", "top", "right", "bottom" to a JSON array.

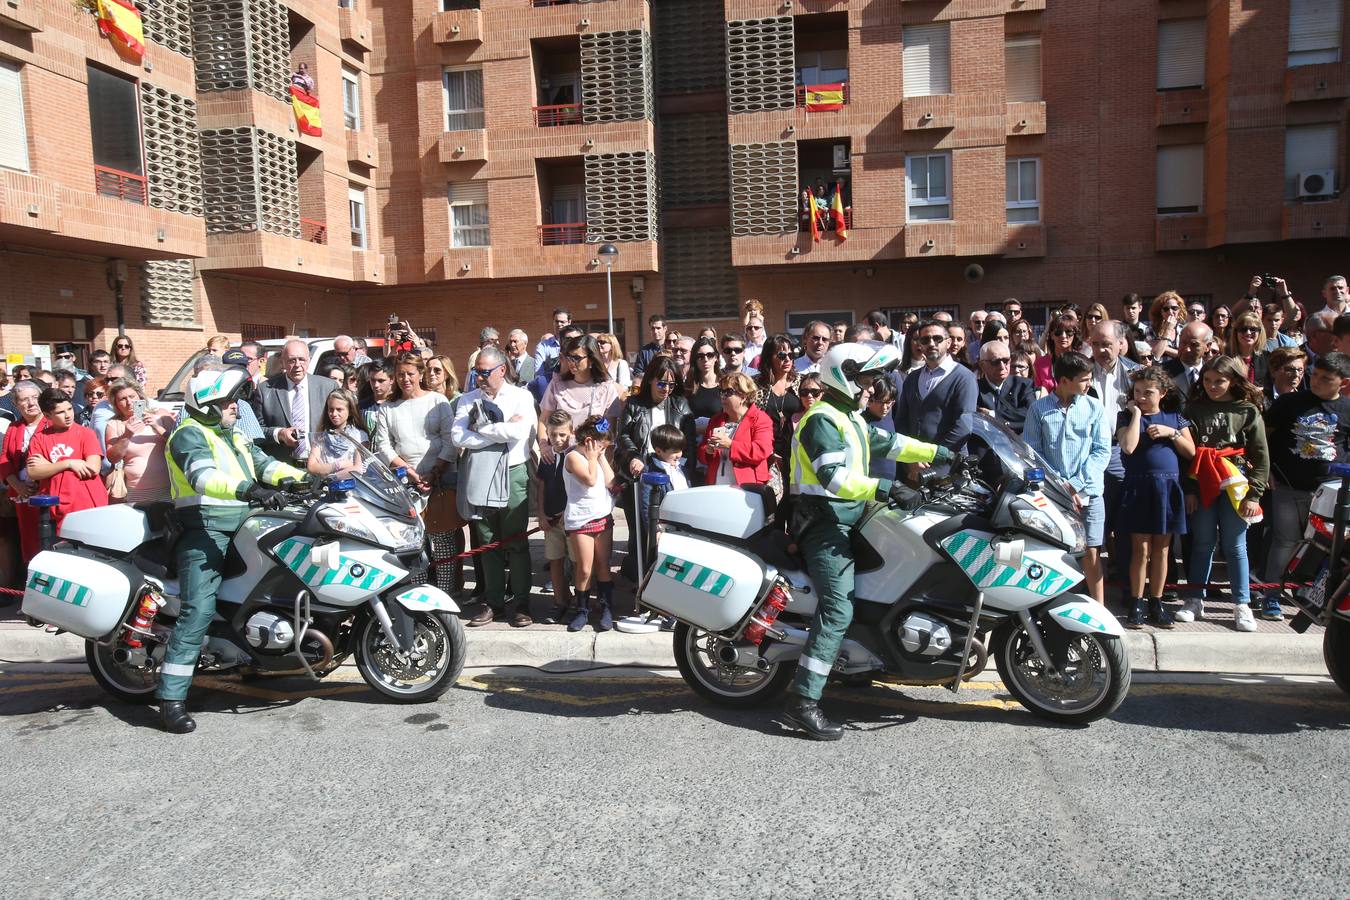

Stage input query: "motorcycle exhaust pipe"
[{"left": 715, "top": 642, "right": 764, "bottom": 670}]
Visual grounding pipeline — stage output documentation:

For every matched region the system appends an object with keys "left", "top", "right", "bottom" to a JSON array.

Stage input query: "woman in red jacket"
[
  {"left": 0, "top": 381, "right": 47, "bottom": 563},
  {"left": 698, "top": 372, "right": 774, "bottom": 486}
]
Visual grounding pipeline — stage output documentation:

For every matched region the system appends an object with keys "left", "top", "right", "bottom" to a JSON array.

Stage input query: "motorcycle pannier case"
[
  {"left": 642, "top": 532, "right": 765, "bottom": 631},
  {"left": 21, "top": 551, "right": 134, "bottom": 641}
]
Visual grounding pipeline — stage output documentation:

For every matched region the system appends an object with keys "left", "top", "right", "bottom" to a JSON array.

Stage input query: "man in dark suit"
[
  {"left": 893, "top": 319, "right": 978, "bottom": 466},
  {"left": 1161, "top": 321, "right": 1211, "bottom": 405},
  {"left": 250, "top": 339, "right": 339, "bottom": 462},
  {"left": 975, "top": 340, "right": 1034, "bottom": 434}
]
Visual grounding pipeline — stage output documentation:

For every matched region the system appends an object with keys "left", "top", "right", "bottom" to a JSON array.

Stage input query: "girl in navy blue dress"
[{"left": 1116, "top": 367, "right": 1195, "bottom": 629}]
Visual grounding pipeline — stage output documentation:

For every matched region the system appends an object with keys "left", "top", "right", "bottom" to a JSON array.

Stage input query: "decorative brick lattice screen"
[
  {"left": 141, "top": 83, "right": 203, "bottom": 217},
  {"left": 729, "top": 141, "right": 797, "bottom": 235},
  {"left": 580, "top": 29, "right": 653, "bottom": 124},
  {"left": 662, "top": 226, "right": 737, "bottom": 321},
  {"left": 192, "top": 0, "right": 287, "bottom": 99},
  {"left": 200, "top": 126, "right": 300, "bottom": 237},
  {"left": 585, "top": 151, "right": 657, "bottom": 243},
  {"left": 142, "top": 259, "right": 198, "bottom": 327},
  {"left": 726, "top": 17, "right": 795, "bottom": 114}
]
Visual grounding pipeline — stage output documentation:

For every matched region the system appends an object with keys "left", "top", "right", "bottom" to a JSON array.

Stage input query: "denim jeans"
[{"left": 1187, "top": 498, "right": 1250, "bottom": 606}]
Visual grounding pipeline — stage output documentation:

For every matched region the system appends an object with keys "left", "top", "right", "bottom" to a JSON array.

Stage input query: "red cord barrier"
[{"left": 428, "top": 527, "right": 539, "bottom": 566}]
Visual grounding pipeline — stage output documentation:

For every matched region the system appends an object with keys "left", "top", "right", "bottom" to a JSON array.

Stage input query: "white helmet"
[
  {"left": 186, "top": 368, "right": 251, "bottom": 426},
  {"left": 818, "top": 341, "right": 902, "bottom": 402}
]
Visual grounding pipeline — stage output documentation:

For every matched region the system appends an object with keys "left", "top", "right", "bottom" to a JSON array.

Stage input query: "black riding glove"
[
  {"left": 888, "top": 481, "right": 925, "bottom": 511},
  {"left": 242, "top": 483, "right": 284, "bottom": 510}
]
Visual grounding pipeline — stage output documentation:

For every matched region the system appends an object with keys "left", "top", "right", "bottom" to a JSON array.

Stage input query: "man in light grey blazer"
[{"left": 250, "top": 339, "right": 339, "bottom": 462}]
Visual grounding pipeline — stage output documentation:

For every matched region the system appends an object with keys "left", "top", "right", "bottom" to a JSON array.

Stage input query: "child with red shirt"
[{"left": 26, "top": 388, "right": 108, "bottom": 530}]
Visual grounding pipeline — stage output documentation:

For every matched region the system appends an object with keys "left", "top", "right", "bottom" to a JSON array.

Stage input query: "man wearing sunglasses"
[
  {"left": 794, "top": 321, "right": 832, "bottom": 374},
  {"left": 892, "top": 320, "right": 977, "bottom": 458},
  {"left": 720, "top": 333, "right": 758, "bottom": 376},
  {"left": 451, "top": 345, "right": 538, "bottom": 628},
  {"left": 975, "top": 341, "right": 1033, "bottom": 435}
]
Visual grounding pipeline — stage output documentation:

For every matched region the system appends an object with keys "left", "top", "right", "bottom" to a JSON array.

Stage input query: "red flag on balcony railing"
[
  {"left": 807, "top": 191, "right": 822, "bottom": 243},
  {"left": 803, "top": 83, "right": 845, "bottom": 112},
  {"left": 290, "top": 86, "right": 323, "bottom": 137},
  {"left": 96, "top": 0, "right": 145, "bottom": 60},
  {"left": 831, "top": 183, "right": 849, "bottom": 240}
]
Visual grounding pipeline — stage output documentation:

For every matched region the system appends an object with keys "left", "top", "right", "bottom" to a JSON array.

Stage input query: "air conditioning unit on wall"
[{"left": 1296, "top": 169, "right": 1336, "bottom": 198}]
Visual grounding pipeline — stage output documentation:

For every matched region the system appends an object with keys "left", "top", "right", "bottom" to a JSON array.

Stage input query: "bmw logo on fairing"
[
  {"left": 1026, "top": 563, "right": 1044, "bottom": 581},
  {"left": 350, "top": 563, "right": 366, "bottom": 578}
]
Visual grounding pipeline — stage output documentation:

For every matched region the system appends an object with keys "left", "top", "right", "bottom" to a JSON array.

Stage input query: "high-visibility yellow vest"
[
  {"left": 166, "top": 417, "right": 255, "bottom": 509},
  {"left": 790, "top": 400, "right": 875, "bottom": 501}
]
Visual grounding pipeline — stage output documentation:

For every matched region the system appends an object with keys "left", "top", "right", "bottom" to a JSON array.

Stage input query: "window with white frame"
[
  {"left": 0, "top": 60, "right": 29, "bottom": 172},
  {"left": 906, "top": 152, "right": 951, "bottom": 221},
  {"left": 348, "top": 185, "right": 367, "bottom": 249},
  {"left": 1006, "top": 157, "right": 1040, "bottom": 223},
  {"left": 1288, "top": 0, "right": 1342, "bottom": 67},
  {"left": 1156, "top": 144, "right": 1204, "bottom": 214},
  {"left": 443, "top": 68, "right": 484, "bottom": 131},
  {"left": 1005, "top": 36, "right": 1041, "bottom": 102},
  {"left": 902, "top": 24, "right": 951, "bottom": 97},
  {"left": 1284, "top": 123, "right": 1338, "bottom": 198},
  {"left": 449, "top": 181, "right": 489, "bottom": 247},
  {"left": 341, "top": 66, "right": 361, "bottom": 130},
  {"left": 1157, "top": 19, "right": 1207, "bottom": 89}
]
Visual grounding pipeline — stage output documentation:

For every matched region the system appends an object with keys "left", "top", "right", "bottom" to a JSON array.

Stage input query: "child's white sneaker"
[{"left": 1234, "top": 603, "right": 1257, "bottom": 633}]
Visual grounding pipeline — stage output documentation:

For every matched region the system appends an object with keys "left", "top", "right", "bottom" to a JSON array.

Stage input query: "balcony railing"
[
  {"left": 539, "top": 223, "right": 586, "bottom": 245},
  {"left": 796, "top": 82, "right": 850, "bottom": 111},
  {"left": 799, "top": 207, "right": 852, "bottom": 233},
  {"left": 533, "top": 103, "right": 583, "bottom": 127},
  {"left": 301, "top": 217, "right": 328, "bottom": 244},
  {"left": 93, "top": 165, "right": 147, "bottom": 205}
]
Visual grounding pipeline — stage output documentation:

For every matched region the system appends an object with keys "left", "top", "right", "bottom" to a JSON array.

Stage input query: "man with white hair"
[
  {"left": 505, "top": 328, "right": 535, "bottom": 386},
  {"left": 333, "top": 334, "right": 360, "bottom": 365},
  {"left": 250, "top": 339, "right": 339, "bottom": 461}
]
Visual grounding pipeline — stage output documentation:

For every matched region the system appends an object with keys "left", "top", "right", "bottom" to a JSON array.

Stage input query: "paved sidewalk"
[{"left": 0, "top": 523, "right": 1330, "bottom": 676}]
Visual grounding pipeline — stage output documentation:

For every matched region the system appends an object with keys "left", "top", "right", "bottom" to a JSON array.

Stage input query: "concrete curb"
[{"left": 0, "top": 624, "right": 1329, "bottom": 676}]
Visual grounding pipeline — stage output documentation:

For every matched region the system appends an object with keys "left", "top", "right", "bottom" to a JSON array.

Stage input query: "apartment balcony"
[
  {"left": 1155, "top": 213, "right": 1209, "bottom": 252},
  {"left": 0, "top": 0, "right": 42, "bottom": 31},
  {"left": 338, "top": 7, "right": 371, "bottom": 49},
  {"left": 93, "top": 166, "right": 147, "bottom": 205},
  {"left": 300, "top": 217, "right": 328, "bottom": 244},
  {"left": 539, "top": 223, "right": 586, "bottom": 245},
  {"left": 1285, "top": 62, "right": 1350, "bottom": 104},
  {"left": 795, "top": 83, "right": 849, "bottom": 111},
  {"left": 1007, "top": 100, "right": 1046, "bottom": 136},
  {"left": 200, "top": 227, "right": 360, "bottom": 282},
  {"left": 534, "top": 103, "right": 584, "bottom": 128},
  {"left": 1155, "top": 89, "right": 1208, "bottom": 128},
  {"left": 432, "top": 7, "right": 482, "bottom": 44},
  {"left": 1282, "top": 195, "right": 1349, "bottom": 241},
  {"left": 902, "top": 95, "right": 954, "bottom": 130},
  {"left": 346, "top": 129, "right": 377, "bottom": 167},
  {"left": 439, "top": 130, "right": 488, "bottom": 163}
]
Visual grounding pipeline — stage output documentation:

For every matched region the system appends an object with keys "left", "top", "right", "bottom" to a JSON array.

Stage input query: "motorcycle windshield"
[
  {"left": 969, "top": 413, "right": 1076, "bottom": 505},
  {"left": 334, "top": 441, "right": 417, "bottom": 519}
]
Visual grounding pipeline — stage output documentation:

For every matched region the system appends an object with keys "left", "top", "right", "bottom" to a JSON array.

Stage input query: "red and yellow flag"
[
  {"left": 289, "top": 86, "right": 323, "bottom": 137},
  {"left": 802, "top": 83, "right": 845, "bottom": 112},
  {"left": 96, "top": 0, "right": 145, "bottom": 61},
  {"left": 831, "top": 183, "right": 848, "bottom": 240},
  {"left": 807, "top": 191, "right": 821, "bottom": 242}
]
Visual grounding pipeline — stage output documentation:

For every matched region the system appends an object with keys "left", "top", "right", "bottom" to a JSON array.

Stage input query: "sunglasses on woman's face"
[
  {"left": 695, "top": 352, "right": 717, "bottom": 360},
  {"left": 115, "top": 343, "right": 130, "bottom": 350},
  {"left": 1052, "top": 329, "right": 1076, "bottom": 338},
  {"left": 1237, "top": 326, "right": 1260, "bottom": 336},
  {"left": 565, "top": 354, "right": 585, "bottom": 363},
  {"left": 1086, "top": 314, "right": 1102, "bottom": 322},
  {"left": 88, "top": 391, "right": 106, "bottom": 398},
  {"left": 719, "top": 388, "right": 738, "bottom": 397},
  {"left": 655, "top": 380, "right": 675, "bottom": 389},
  {"left": 799, "top": 388, "right": 822, "bottom": 398},
  {"left": 774, "top": 351, "right": 792, "bottom": 360}
]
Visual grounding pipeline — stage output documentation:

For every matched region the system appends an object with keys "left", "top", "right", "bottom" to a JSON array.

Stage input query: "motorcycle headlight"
[
  {"left": 381, "top": 516, "right": 424, "bottom": 553},
  {"left": 1011, "top": 499, "right": 1073, "bottom": 550},
  {"left": 318, "top": 507, "right": 379, "bottom": 544}
]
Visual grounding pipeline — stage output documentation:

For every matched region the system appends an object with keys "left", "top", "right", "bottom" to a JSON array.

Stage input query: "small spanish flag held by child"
[
  {"left": 831, "top": 183, "right": 849, "bottom": 240},
  {"left": 290, "top": 86, "right": 323, "bottom": 137},
  {"left": 96, "top": 0, "right": 145, "bottom": 61}
]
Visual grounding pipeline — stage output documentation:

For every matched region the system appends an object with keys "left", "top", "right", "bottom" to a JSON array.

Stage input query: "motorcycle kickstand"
[
  {"left": 947, "top": 591, "right": 984, "bottom": 694},
  {"left": 1016, "top": 608, "right": 1063, "bottom": 681}
]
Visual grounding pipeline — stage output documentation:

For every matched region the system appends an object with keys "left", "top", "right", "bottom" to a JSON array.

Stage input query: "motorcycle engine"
[
  {"left": 243, "top": 611, "right": 296, "bottom": 651},
  {"left": 899, "top": 612, "right": 953, "bottom": 657}
]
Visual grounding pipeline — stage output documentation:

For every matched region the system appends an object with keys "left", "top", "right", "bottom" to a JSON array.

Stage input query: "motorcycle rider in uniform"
[
  {"left": 157, "top": 369, "right": 309, "bottom": 733},
  {"left": 783, "top": 342, "right": 953, "bottom": 740}
]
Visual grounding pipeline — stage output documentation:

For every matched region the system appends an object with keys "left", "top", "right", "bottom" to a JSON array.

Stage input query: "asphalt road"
[{"left": 2, "top": 666, "right": 1348, "bottom": 899}]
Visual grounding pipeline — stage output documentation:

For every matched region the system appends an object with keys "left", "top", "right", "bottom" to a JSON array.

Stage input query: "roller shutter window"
[
  {"left": 348, "top": 185, "right": 367, "bottom": 249},
  {"left": 1157, "top": 19, "right": 1207, "bottom": 89},
  {"left": 1005, "top": 37, "right": 1041, "bottom": 102},
  {"left": 1284, "top": 124, "right": 1338, "bottom": 198},
  {"left": 0, "top": 60, "right": 29, "bottom": 172},
  {"left": 1289, "top": 0, "right": 1343, "bottom": 67},
  {"left": 903, "top": 24, "right": 950, "bottom": 98},
  {"left": 449, "top": 181, "right": 489, "bottom": 247},
  {"left": 1156, "top": 144, "right": 1204, "bottom": 214}
]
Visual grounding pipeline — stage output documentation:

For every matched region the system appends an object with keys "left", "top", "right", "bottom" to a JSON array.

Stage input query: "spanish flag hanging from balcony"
[
  {"left": 803, "top": 83, "right": 845, "bottom": 112},
  {"left": 807, "top": 191, "right": 822, "bottom": 242},
  {"left": 289, "top": 86, "right": 323, "bottom": 137},
  {"left": 831, "top": 182, "right": 849, "bottom": 240},
  {"left": 96, "top": 0, "right": 145, "bottom": 61}
]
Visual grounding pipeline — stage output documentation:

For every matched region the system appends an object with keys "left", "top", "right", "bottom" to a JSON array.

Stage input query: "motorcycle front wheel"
[
  {"left": 1323, "top": 618, "right": 1350, "bottom": 698},
  {"left": 993, "top": 623, "right": 1130, "bottom": 724},
  {"left": 86, "top": 641, "right": 158, "bottom": 704},
  {"left": 672, "top": 622, "right": 795, "bottom": 708},
  {"left": 355, "top": 610, "right": 465, "bottom": 703}
]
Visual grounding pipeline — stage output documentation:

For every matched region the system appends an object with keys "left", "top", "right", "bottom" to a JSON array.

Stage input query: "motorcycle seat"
[
  {"left": 741, "top": 483, "right": 778, "bottom": 525},
  {"left": 134, "top": 501, "right": 175, "bottom": 537},
  {"left": 746, "top": 526, "right": 805, "bottom": 574}
]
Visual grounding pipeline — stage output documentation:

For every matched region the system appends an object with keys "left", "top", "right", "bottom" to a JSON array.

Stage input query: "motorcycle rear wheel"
[
  {"left": 86, "top": 641, "right": 158, "bottom": 704},
  {"left": 672, "top": 622, "right": 795, "bottom": 708},
  {"left": 356, "top": 610, "right": 465, "bottom": 703},
  {"left": 994, "top": 623, "right": 1130, "bottom": 724},
  {"left": 1323, "top": 618, "right": 1350, "bottom": 698}
]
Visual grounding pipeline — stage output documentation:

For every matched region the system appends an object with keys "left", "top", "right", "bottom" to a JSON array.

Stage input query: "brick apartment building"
[{"left": 0, "top": 0, "right": 1346, "bottom": 391}]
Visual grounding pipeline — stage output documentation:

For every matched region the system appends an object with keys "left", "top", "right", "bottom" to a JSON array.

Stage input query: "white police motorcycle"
[
  {"left": 21, "top": 443, "right": 465, "bottom": 703},
  {"left": 640, "top": 415, "right": 1131, "bottom": 724}
]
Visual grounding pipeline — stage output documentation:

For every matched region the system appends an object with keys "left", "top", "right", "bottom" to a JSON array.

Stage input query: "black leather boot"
[
  {"left": 783, "top": 696, "right": 844, "bottom": 741},
  {"left": 160, "top": 700, "right": 196, "bottom": 734}
]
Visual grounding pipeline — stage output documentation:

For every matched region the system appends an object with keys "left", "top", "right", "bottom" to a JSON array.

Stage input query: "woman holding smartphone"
[{"left": 103, "top": 378, "right": 176, "bottom": 503}]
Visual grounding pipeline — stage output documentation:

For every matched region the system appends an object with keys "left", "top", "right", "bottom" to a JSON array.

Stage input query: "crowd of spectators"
[{"left": 1, "top": 275, "right": 1347, "bottom": 637}]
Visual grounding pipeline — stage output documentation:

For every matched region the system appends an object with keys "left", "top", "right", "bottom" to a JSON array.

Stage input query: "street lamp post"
[{"left": 598, "top": 243, "right": 619, "bottom": 337}]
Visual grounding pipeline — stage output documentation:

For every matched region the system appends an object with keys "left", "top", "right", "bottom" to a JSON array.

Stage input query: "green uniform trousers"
[
  {"left": 790, "top": 511, "right": 858, "bottom": 701},
  {"left": 156, "top": 526, "right": 232, "bottom": 702},
  {"left": 470, "top": 463, "right": 532, "bottom": 610}
]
